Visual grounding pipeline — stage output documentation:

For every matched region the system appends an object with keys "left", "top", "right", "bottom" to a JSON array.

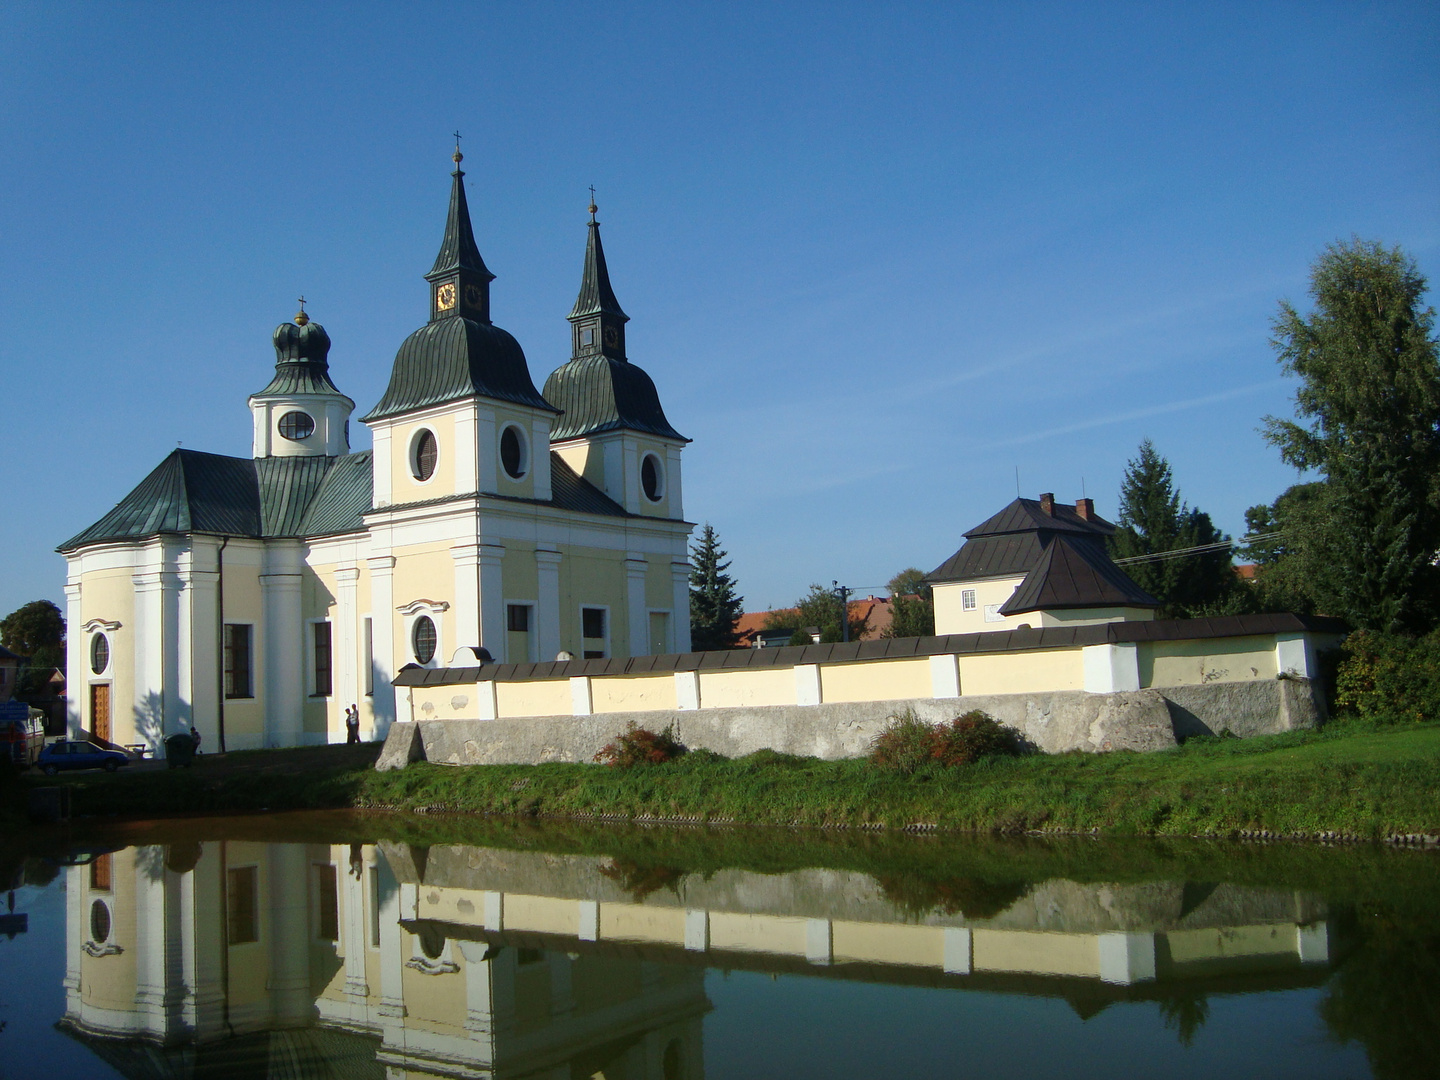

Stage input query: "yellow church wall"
[
  {"left": 820, "top": 658, "right": 932, "bottom": 703},
  {"left": 591, "top": 674, "right": 678, "bottom": 713},
  {"left": 78, "top": 860, "right": 138, "bottom": 1012},
  {"left": 832, "top": 921, "right": 944, "bottom": 968},
  {"left": 79, "top": 568, "right": 136, "bottom": 742},
  {"left": 1140, "top": 636, "right": 1278, "bottom": 687},
  {"left": 219, "top": 554, "right": 266, "bottom": 745},
  {"left": 390, "top": 414, "right": 459, "bottom": 504},
  {"left": 632, "top": 436, "right": 675, "bottom": 519},
  {"left": 599, "top": 903, "right": 687, "bottom": 944},
  {"left": 504, "top": 893, "right": 582, "bottom": 936},
  {"left": 551, "top": 440, "right": 591, "bottom": 482},
  {"left": 1161, "top": 924, "right": 1295, "bottom": 963},
  {"left": 494, "top": 678, "right": 573, "bottom": 718},
  {"left": 492, "top": 404, "right": 542, "bottom": 502},
  {"left": 559, "top": 550, "right": 629, "bottom": 657},
  {"left": 397, "top": 931, "right": 467, "bottom": 1031},
  {"left": 698, "top": 666, "right": 797, "bottom": 709},
  {"left": 708, "top": 912, "right": 810, "bottom": 956},
  {"left": 971, "top": 929, "right": 1098, "bottom": 977},
  {"left": 959, "top": 648, "right": 1085, "bottom": 696}
]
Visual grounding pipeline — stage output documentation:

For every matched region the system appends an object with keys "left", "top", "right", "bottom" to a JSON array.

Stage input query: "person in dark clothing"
[{"left": 345, "top": 705, "right": 360, "bottom": 744}]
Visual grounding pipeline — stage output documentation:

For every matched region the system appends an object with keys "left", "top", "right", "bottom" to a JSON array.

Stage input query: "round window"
[
  {"left": 90, "top": 633, "right": 110, "bottom": 675},
  {"left": 412, "top": 616, "right": 437, "bottom": 664},
  {"left": 500, "top": 425, "right": 527, "bottom": 480},
  {"left": 641, "top": 454, "right": 664, "bottom": 502},
  {"left": 278, "top": 411, "right": 315, "bottom": 441},
  {"left": 90, "top": 899, "right": 111, "bottom": 943},
  {"left": 419, "top": 924, "right": 447, "bottom": 960},
  {"left": 412, "top": 430, "right": 438, "bottom": 481}
]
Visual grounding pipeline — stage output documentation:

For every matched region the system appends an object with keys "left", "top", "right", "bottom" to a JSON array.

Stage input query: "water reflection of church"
[{"left": 61, "top": 841, "right": 1341, "bottom": 1077}]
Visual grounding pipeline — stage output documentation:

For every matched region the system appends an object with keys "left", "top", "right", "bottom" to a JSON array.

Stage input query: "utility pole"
[{"left": 833, "top": 580, "right": 851, "bottom": 643}]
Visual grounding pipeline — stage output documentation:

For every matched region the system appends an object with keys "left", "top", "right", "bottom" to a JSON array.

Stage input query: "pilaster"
[
  {"left": 64, "top": 577, "right": 83, "bottom": 737},
  {"left": 671, "top": 561, "right": 692, "bottom": 652},
  {"left": 335, "top": 568, "right": 361, "bottom": 731},
  {"left": 368, "top": 556, "right": 397, "bottom": 737},
  {"left": 260, "top": 542, "right": 305, "bottom": 748},
  {"left": 478, "top": 544, "right": 506, "bottom": 657},
  {"left": 451, "top": 544, "right": 481, "bottom": 651},
  {"left": 267, "top": 845, "right": 313, "bottom": 1026},
  {"left": 535, "top": 547, "right": 562, "bottom": 662},
  {"left": 626, "top": 554, "right": 649, "bottom": 657}
]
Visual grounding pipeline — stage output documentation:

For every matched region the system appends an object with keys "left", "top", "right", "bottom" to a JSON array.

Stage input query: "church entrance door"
[{"left": 90, "top": 683, "right": 110, "bottom": 744}]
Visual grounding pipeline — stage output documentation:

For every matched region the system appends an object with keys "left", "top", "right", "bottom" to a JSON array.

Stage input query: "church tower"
[
  {"left": 543, "top": 200, "right": 689, "bottom": 518},
  {"left": 248, "top": 304, "right": 354, "bottom": 457}
]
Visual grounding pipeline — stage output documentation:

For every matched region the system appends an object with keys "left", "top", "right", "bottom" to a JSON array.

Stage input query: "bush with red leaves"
[
  {"left": 593, "top": 722, "right": 687, "bottom": 767},
  {"left": 868, "top": 708, "right": 1015, "bottom": 771}
]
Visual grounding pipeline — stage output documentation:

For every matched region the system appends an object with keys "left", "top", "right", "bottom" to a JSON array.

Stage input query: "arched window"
[
  {"left": 412, "top": 430, "right": 438, "bottom": 481},
  {"left": 412, "top": 616, "right": 437, "bottom": 664},
  {"left": 90, "top": 633, "right": 110, "bottom": 675},
  {"left": 500, "top": 424, "right": 528, "bottom": 480},
  {"left": 278, "top": 411, "right": 315, "bottom": 441},
  {"left": 641, "top": 453, "right": 665, "bottom": 502}
]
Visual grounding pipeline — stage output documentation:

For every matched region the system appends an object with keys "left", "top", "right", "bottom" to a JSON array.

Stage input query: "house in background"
[
  {"left": 736, "top": 595, "right": 896, "bottom": 648},
  {"left": 928, "top": 493, "right": 1159, "bottom": 635}
]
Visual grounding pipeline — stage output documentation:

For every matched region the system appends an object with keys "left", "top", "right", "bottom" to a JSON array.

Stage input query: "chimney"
[
  {"left": 1075, "top": 497, "right": 1094, "bottom": 521},
  {"left": 1039, "top": 492, "right": 1055, "bottom": 516}
]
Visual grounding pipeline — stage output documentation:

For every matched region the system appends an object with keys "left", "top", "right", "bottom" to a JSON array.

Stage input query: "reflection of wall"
[{"left": 60, "top": 841, "right": 709, "bottom": 1080}]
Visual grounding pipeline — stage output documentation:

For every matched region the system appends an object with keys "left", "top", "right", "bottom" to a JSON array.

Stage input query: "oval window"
[
  {"left": 90, "top": 633, "right": 110, "bottom": 675},
  {"left": 413, "top": 430, "right": 438, "bottom": 481},
  {"left": 500, "top": 425, "right": 526, "bottom": 480},
  {"left": 412, "top": 616, "right": 437, "bottom": 664},
  {"left": 278, "top": 411, "right": 315, "bottom": 441},
  {"left": 641, "top": 454, "right": 664, "bottom": 502},
  {"left": 90, "top": 899, "right": 111, "bottom": 943}
]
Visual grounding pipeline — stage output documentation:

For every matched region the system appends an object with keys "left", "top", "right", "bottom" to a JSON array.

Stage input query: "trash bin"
[{"left": 164, "top": 733, "right": 196, "bottom": 768}]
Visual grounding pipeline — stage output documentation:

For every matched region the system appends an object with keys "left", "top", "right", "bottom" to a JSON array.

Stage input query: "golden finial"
[
  {"left": 452, "top": 130, "right": 463, "bottom": 165},
  {"left": 294, "top": 295, "right": 310, "bottom": 326},
  {"left": 588, "top": 184, "right": 598, "bottom": 221}
]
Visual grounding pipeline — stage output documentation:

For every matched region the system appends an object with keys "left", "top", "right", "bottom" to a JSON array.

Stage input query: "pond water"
[{"left": 0, "top": 813, "right": 1434, "bottom": 1079}]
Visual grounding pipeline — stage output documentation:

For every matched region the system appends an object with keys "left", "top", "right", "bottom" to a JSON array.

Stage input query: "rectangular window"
[
  {"left": 90, "top": 853, "right": 111, "bottom": 892},
  {"left": 582, "top": 607, "right": 605, "bottom": 639},
  {"left": 961, "top": 589, "right": 977, "bottom": 612},
  {"left": 315, "top": 864, "right": 339, "bottom": 941},
  {"left": 224, "top": 625, "right": 252, "bottom": 699},
  {"left": 580, "top": 326, "right": 595, "bottom": 347},
  {"left": 227, "top": 866, "right": 259, "bottom": 944},
  {"left": 363, "top": 617, "right": 374, "bottom": 696},
  {"left": 507, "top": 604, "right": 530, "bottom": 632},
  {"left": 312, "top": 622, "right": 332, "bottom": 697}
]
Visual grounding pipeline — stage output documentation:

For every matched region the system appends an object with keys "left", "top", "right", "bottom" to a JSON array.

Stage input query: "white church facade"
[{"left": 59, "top": 153, "right": 693, "bottom": 753}]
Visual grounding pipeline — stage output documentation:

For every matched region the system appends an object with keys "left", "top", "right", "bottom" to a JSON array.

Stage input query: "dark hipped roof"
[
  {"left": 998, "top": 534, "right": 1159, "bottom": 616},
  {"left": 543, "top": 354, "right": 686, "bottom": 442},
  {"left": 426, "top": 166, "right": 494, "bottom": 284},
  {"left": 58, "top": 449, "right": 374, "bottom": 550},
  {"left": 393, "top": 612, "right": 1349, "bottom": 687},
  {"left": 361, "top": 317, "right": 556, "bottom": 423},
  {"left": 928, "top": 497, "right": 1116, "bottom": 584},
  {"left": 569, "top": 217, "right": 627, "bottom": 321}
]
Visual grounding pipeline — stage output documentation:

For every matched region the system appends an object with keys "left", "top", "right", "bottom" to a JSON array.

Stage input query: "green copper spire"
[
  {"left": 568, "top": 194, "right": 628, "bottom": 359},
  {"left": 425, "top": 141, "right": 495, "bottom": 323}
]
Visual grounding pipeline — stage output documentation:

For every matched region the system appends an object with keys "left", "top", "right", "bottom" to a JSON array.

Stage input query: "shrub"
[
  {"left": 594, "top": 723, "right": 687, "bottom": 767},
  {"left": 868, "top": 708, "right": 1016, "bottom": 771},
  {"left": 1333, "top": 630, "right": 1440, "bottom": 724}
]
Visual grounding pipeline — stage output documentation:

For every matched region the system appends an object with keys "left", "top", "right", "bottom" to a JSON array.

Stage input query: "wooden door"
[{"left": 90, "top": 683, "right": 110, "bottom": 744}]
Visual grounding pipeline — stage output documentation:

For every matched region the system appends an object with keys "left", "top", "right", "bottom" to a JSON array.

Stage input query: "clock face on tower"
[
  {"left": 436, "top": 283, "right": 457, "bottom": 310},
  {"left": 464, "top": 283, "right": 483, "bottom": 308},
  {"left": 603, "top": 325, "right": 619, "bottom": 347}
]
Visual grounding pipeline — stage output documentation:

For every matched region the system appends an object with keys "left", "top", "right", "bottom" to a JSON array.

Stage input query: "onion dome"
[
  {"left": 362, "top": 154, "right": 553, "bottom": 422},
  {"left": 542, "top": 203, "right": 686, "bottom": 442},
  {"left": 253, "top": 307, "right": 346, "bottom": 397}
]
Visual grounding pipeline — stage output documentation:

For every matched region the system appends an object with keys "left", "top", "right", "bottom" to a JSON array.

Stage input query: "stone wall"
[{"left": 376, "top": 675, "right": 1325, "bottom": 770}]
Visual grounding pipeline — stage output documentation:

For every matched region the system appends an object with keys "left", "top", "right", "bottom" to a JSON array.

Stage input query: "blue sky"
[{"left": 2, "top": 2, "right": 1436, "bottom": 618}]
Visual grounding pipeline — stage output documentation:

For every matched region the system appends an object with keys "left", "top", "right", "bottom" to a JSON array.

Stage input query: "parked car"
[{"left": 36, "top": 740, "right": 129, "bottom": 775}]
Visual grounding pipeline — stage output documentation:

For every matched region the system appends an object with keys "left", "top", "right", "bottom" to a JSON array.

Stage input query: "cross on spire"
[
  {"left": 452, "top": 131, "right": 463, "bottom": 165},
  {"left": 294, "top": 295, "right": 310, "bottom": 326},
  {"left": 588, "top": 185, "right": 598, "bottom": 221}
]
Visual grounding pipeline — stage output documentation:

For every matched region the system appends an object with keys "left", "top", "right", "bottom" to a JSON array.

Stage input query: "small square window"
[
  {"left": 507, "top": 604, "right": 530, "bottom": 632},
  {"left": 961, "top": 589, "right": 977, "bottom": 611},
  {"left": 582, "top": 608, "right": 605, "bottom": 639}
]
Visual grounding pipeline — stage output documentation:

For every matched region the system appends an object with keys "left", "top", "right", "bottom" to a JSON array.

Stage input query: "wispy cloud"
[{"left": 991, "top": 379, "right": 1285, "bottom": 447}]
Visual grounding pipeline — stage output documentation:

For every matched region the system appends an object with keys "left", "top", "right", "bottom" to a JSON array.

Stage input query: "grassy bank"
[{"left": 9, "top": 719, "right": 1440, "bottom": 840}]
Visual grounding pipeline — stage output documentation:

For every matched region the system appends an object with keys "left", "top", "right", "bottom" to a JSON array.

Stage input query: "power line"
[{"left": 1112, "top": 531, "right": 1283, "bottom": 566}]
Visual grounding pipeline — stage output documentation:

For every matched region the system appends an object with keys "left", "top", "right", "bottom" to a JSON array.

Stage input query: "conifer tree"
[
  {"left": 1263, "top": 239, "right": 1440, "bottom": 633},
  {"left": 688, "top": 524, "right": 744, "bottom": 651},
  {"left": 1109, "top": 441, "right": 1235, "bottom": 617}
]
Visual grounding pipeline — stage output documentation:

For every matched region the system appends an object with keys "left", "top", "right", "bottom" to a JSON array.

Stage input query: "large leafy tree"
[
  {"left": 1263, "top": 239, "right": 1440, "bottom": 633},
  {"left": 688, "top": 524, "right": 744, "bottom": 651},
  {"left": 884, "top": 568, "right": 935, "bottom": 638},
  {"left": 764, "top": 584, "right": 872, "bottom": 644},
  {"left": 1109, "top": 440, "right": 1237, "bottom": 617},
  {"left": 0, "top": 599, "right": 66, "bottom": 699}
]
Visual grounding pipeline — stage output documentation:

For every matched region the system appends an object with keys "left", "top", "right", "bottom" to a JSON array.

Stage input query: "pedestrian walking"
[{"left": 345, "top": 704, "right": 361, "bottom": 744}]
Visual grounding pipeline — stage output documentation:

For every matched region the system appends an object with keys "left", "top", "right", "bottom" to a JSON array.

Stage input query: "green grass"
[{"left": 12, "top": 718, "right": 1436, "bottom": 841}]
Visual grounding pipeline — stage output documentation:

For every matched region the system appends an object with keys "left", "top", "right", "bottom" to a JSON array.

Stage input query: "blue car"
[{"left": 37, "top": 740, "right": 129, "bottom": 776}]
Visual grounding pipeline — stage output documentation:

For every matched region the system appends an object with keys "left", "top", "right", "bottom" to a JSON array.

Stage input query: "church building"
[{"left": 59, "top": 151, "right": 693, "bottom": 753}]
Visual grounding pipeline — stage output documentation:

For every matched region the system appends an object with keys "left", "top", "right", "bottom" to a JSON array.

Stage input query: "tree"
[
  {"left": 1236, "top": 483, "right": 1326, "bottom": 615},
  {"left": 764, "top": 584, "right": 872, "bottom": 644},
  {"left": 688, "top": 524, "right": 744, "bottom": 651},
  {"left": 884, "top": 567, "right": 935, "bottom": 638},
  {"left": 1263, "top": 238, "right": 1440, "bottom": 633},
  {"left": 0, "top": 599, "right": 66, "bottom": 699},
  {"left": 1108, "top": 440, "right": 1237, "bottom": 617}
]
